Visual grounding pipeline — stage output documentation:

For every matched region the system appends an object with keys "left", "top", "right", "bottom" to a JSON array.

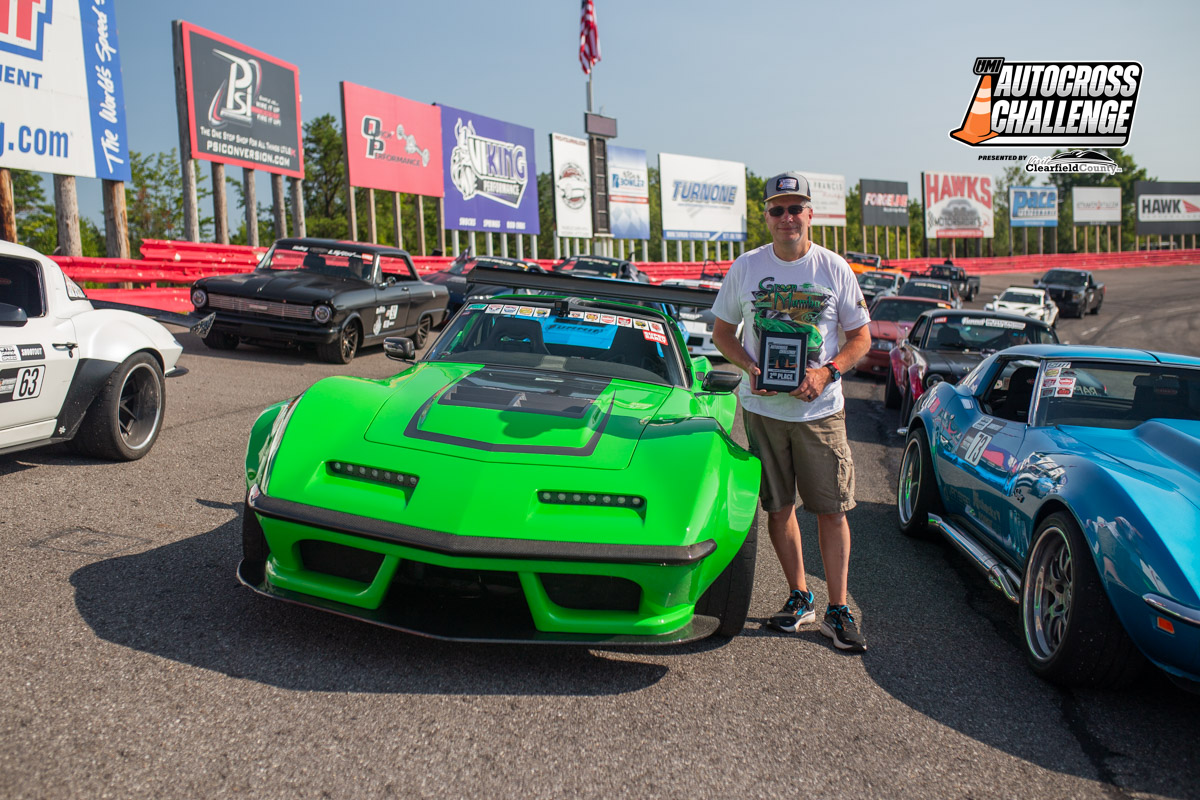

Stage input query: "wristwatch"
[{"left": 824, "top": 363, "right": 842, "bottom": 382}]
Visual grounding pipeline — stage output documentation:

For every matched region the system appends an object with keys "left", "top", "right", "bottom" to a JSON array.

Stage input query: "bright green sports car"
[{"left": 239, "top": 267, "right": 761, "bottom": 644}]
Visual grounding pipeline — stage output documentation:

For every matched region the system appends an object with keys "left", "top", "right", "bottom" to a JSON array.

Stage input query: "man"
[{"left": 711, "top": 172, "right": 872, "bottom": 652}]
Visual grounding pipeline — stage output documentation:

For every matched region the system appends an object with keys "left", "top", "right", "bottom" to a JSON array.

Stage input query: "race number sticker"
[
  {"left": 964, "top": 432, "right": 992, "bottom": 465},
  {"left": 0, "top": 365, "right": 45, "bottom": 402}
]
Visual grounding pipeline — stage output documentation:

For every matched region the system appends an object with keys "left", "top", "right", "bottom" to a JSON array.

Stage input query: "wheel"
[
  {"left": 202, "top": 330, "right": 239, "bottom": 350},
  {"left": 1020, "top": 511, "right": 1143, "bottom": 688},
  {"left": 412, "top": 315, "right": 433, "bottom": 348},
  {"left": 695, "top": 511, "right": 758, "bottom": 637},
  {"left": 884, "top": 367, "right": 901, "bottom": 409},
  {"left": 896, "top": 430, "right": 942, "bottom": 538},
  {"left": 1090, "top": 297, "right": 1102, "bottom": 315},
  {"left": 318, "top": 321, "right": 359, "bottom": 364},
  {"left": 70, "top": 352, "right": 165, "bottom": 461}
]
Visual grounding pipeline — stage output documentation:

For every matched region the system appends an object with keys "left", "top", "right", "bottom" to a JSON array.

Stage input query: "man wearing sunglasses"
[{"left": 712, "top": 172, "right": 872, "bottom": 653}]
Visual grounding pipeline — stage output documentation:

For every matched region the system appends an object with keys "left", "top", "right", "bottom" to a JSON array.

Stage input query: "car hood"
[
  {"left": 921, "top": 350, "right": 982, "bottom": 379},
  {"left": 359, "top": 362, "right": 669, "bottom": 470},
  {"left": 1063, "top": 420, "right": 1200, "bottom": 513},
  {"left": 869, "top": 320, "right": 908, "bottom": 341},
  {"left": 990, "top": 301, "right": 1037, "bottom": 314},
  {"left": 201, "top": 270, "right": 363, "bottom": 303}
]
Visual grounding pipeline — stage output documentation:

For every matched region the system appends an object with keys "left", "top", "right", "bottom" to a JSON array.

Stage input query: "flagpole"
[{"left": 587, "top": 73, "right": 593, "bottom": 113}]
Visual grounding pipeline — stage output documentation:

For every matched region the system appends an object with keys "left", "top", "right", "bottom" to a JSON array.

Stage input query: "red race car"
[{"left": 857, "top": 296, "right": 951, "bottom": 377}]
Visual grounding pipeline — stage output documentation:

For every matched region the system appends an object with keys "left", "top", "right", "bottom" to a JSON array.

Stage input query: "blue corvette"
[{"left": 896, "top": 344, "right": 1200, "bottom": 690}]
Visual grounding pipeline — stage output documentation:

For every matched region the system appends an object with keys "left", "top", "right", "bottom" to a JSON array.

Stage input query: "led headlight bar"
[
  {"left": 538, "top": 491, "right": 644, "bottom": 509},
  {"left": 328, "top": 461, "right": 420, "bottom": 488}
]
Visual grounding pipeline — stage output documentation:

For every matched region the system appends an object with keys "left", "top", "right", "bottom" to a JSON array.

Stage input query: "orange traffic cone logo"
[{"left": 950, "top": 75, "right": 999, "bottom": 145}]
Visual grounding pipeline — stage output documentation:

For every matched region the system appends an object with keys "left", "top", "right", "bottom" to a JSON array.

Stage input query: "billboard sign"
[
  {"left": 607, "top": 145, "right": 649, "bottom": 240},
  {"left": 1135, "top": 182, "right": 1200, "bottom": 236},
  {"left": 179, "top": 21, "right": 303, "bottom": 178},
  {"left": 550, "top": 132, "right": 592, "bottom": 239},
  {"left": 1072, "top": 186, "right": 1121, "bottom": 226},
  {"left": 1010, "top": 187, "right": 1058, "bottom": 228},
  {"left": 800, "top": 172, "right": 846, "bottom": 227},
  {"left": 658, "top": 152, "right": 746, "bottom": 241},
  {"left": 924, "top": 171, "right": 994, "bottom": 238},
  {"left": 0, "top": 0, "right": 131, "bottom": 181},
  {"left": 440, "top": 105, "right": 537, "bottom": 234},
  {"left": 860, "top": 180, "right": 909, "bottom": 227},
  {"left": 341, "top": 82, "right": 442, "bottom": 196}
]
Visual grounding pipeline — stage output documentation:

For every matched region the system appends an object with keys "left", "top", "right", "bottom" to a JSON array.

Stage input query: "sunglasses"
[{"left": 766, "top": 204, "right": 810, "bottom": 217}]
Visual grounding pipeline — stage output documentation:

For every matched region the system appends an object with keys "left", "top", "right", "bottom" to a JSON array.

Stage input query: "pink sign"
[{"left": 340, "top": 81, "right": 443, "bottom": 196}]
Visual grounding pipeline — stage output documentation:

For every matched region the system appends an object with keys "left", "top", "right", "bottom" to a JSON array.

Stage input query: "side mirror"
[
  {"left": 0, "top": 302, "right": 28, "bottom": 327},
  {"left": 701, "top": 370, "right": 742, "bottom": 393},
  {"left": 992, "top": 295, "right": 998, "bottom": 300},
  {"left": 383, "top": 336, "right": 416, "bottom": 361}
]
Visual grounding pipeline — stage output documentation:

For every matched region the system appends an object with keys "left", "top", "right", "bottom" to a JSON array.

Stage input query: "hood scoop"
[{"left": 439, "top": 368, "right": 606, "bottom": 418}]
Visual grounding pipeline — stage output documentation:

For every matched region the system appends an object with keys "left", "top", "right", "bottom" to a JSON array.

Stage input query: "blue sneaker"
[
  {"left": 767, "top": 589, "right": 816, "bottom": 632},
  {"left": 820, "top": 605, "right": 867, "bottom": 652}
]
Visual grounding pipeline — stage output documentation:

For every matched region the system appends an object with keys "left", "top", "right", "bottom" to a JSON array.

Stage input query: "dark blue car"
[{"left": 897, "top": 344, "right": 1200, "bottom": 691}]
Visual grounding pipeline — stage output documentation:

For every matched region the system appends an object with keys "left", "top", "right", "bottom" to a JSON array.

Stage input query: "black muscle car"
[
  {"left": 190, "top": 239, "right": 448, "bottom": 363},
  {"left": 886, "top": 309, "right": 1059, "bottom": 422},
  {"left": 424, "top": 253, "right": 544, "bottom": 316},
  {"left": 1035, "top": 268, "right": 1105, "bottom": 318}
]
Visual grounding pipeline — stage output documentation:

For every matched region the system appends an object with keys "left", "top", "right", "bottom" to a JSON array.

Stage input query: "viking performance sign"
[
  {"left": 860, "top": 179, "right": 909, "bottom": 227},
  {"left": 177, "top": 21, "right": 303, "bottom": 177},
  {"left": 440, "top": 105, "right": 537, "bottom": 234},
  {"left": 949, "top": 58, "right": 1142, "bottom": 148},
  {"left": 0, "top": 0, "right": 131, "bottom": 181}
]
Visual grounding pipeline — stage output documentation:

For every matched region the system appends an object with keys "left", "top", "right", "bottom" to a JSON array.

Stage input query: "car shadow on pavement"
[
  {"left": 845, "top": 498, "right": 1200, "bottom": 799},
  {"left": 69, "top": 517, "right": 668, "bottom": 697}
]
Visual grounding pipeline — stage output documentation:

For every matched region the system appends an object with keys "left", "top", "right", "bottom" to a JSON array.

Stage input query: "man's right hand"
[{"left": 747, "top": 364, "right": 777, "bottom": 396}]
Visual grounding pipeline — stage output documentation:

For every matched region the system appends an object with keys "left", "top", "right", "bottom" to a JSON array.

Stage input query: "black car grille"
[
  {"left": 208, "top": 293, "right": 315, "bottom": 320},
  {"left": 299, "top": 540, "right": 385, "bottom": 584},
  {"left": 539, "top": 574, "right": 642, "bottom": 612}
]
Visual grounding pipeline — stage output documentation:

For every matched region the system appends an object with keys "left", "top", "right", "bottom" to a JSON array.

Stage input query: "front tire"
[
  {"left": 896, "top": 430, "right": 941, "bottom": 539},
  {"left": 318, "top": 322, "right": 360, "bottom": 364},
  {"left": 1020, "top": 511, "right": 1143, "bottom": 688},
  {"left": 412, "top": 315, "right": 433, "bottom": 348},
  {"left": 696, "top": 511, "right": 758, "bottom": 638},
  {"left": 202, "top": 330, "right": 239, "bottom": 350},
  {"left": 70, "top": 352, "right": 166, "bottom": 461}
]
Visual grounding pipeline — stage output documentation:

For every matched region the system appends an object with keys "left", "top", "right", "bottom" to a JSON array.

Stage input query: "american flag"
[{"left": 579, "top": 0, "right": 600, "bottom": 75}]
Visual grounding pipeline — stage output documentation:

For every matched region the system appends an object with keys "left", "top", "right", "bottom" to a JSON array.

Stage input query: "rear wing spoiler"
[
  {"left": 90, "top": 300, "right": 216, "bottom": 337},
  {"left": 465, "top": 264, "right": 721, "bottom": 309}
]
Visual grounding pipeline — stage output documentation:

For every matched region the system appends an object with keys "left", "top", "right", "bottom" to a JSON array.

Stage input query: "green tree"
[
  {"left": 8, "top": 170, "right": 104, "bottom": 256},
  {"left": 302, "top": 113, "right": 349, "bottom": 240},
  {"left": 1044, "top": 148, "right": 1149, "bottom": 253},
  {"left": 124, "top": 148, "right": 212, "bottom": 253}
]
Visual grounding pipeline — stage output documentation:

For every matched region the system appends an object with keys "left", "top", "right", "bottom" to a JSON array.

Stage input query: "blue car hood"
[{"left": 1062, "top": 420, "right": 1200, "bottom": 512}]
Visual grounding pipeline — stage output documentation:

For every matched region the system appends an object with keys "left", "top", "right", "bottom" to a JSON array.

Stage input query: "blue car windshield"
[
  {"left": 1034, "top": 362, "right": 1200, "bottom": 430},
  {"left": 426, "top": 300, "right": 683, "bottom": 385}
]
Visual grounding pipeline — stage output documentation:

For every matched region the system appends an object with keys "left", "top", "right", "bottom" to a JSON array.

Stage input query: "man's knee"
[
  {"left": 816, "top": 511, "right": 847, "bottom": 527},
  {"left": 766, "top": 506, "right": 796, "bottom": 524}
]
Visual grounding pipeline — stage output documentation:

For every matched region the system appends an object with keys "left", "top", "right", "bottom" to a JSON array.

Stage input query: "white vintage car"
[
  {"left": 659, "top": 277, "right": 740, "bottom": 358},
  {"left": 0, "top": 240, "right": 187, "bottom": 460},
  {"left": 984, "top": 286, "right": 1060, "bottom": 325}
]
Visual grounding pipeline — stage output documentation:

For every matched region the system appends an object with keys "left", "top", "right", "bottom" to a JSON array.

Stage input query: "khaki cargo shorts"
[{"left": 743, "top": 408, "right": 856, "bottom": 515}]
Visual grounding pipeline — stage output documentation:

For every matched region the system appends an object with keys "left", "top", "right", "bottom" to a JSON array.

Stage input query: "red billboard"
[{"left": 340, "top": 82, "right": 443, "bottom": 196}]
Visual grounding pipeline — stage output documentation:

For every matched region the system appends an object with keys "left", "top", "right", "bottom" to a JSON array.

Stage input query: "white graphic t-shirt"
[{"left": 713, "top": 242, "right": 870, "bottom": 422}]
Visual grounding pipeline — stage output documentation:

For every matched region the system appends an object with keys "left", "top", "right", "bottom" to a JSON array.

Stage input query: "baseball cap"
[{"left": 763, "top": 172, "right": 811, "bottom": 203}]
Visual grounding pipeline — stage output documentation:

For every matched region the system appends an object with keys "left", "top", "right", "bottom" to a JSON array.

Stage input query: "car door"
[
  {"left": 944, "top": 357, "right": 1041, "bottom": 558},
  {"left": 374, "top": 255, "right": 418, "bottom": 339},
  {"left": 0, "top": 257, "right": 79, "bottom": 448}
]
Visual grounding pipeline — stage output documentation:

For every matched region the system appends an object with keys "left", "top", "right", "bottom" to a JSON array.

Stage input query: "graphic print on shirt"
[{"left": 751, "top": 276, "right": 833, "bottom": 361}]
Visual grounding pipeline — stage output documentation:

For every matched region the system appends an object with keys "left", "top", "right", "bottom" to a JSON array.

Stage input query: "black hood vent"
[{"left": 438, "top": 368, "right": 610, "bottom": 418}]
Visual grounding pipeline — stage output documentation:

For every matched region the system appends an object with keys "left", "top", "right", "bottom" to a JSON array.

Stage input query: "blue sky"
[{"left": 70, "top": 0, "right": 1200, "bottom": 227}]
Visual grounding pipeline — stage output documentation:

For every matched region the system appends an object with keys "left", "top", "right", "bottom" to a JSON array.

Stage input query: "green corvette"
[{"left": 239, "top": 267, "right": 761, "bottom": 644}]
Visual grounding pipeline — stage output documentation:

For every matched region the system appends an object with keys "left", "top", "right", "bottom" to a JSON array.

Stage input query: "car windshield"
[
  {"left": 871, "top": 299, "right": 942, "bottom": 323},
  {"left": 847, "top": 254, "right": 880, "bottom": 267},
  {"left": 426, "top": 299, "right": 683, "bottom": 385},
  {"left": 1041, "top": 270, "right": 1087, "bottom": 285},
  {"left": 1034, "top": 362, "right": 1200, "bottom": 430},
  {"left": 558, "top": 258, "right": 625, "bottom": 277},
  {"left": 926, "top": 315, "right": 1057, "bottom": 352},
  {"left": 858, "top": 274, "right": 895, "bottom": 290},
  {"left": 901, "top": 282, "right": 952, "bottom": 300},
  {"left": 999, "top": 290, "right": 1043, "bottom": 304},
  {"left": 260, "top": 246, "right": 374, "bottom": 280}
]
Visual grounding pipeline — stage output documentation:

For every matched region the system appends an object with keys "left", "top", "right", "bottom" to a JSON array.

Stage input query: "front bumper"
[
  {"left": 242, "top": 488, "right": 724, "bottom": 644},
  {"left": 857, "top": 348, "right": 892, "bottom": 375},
  {"left": 202, "top": 311, "right": 340, "bottom": 345}
]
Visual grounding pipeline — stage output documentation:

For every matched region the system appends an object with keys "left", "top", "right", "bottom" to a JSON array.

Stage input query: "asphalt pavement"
[{"left": 2, "top": 263, "right": 1199, "bottom": 799}]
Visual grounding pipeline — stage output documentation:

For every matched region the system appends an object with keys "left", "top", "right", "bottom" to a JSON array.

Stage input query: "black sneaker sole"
[
  {"left": 767, "top": 610, "right": 816, "bottom": 632},
  {"left": 820, "top": 620, "right": 867, "bottom": 652}
]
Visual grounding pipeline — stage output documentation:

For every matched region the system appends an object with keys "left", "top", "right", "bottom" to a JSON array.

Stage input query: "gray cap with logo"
[{"left": 763, "top": 172, "right": 812, "bottom": 203}]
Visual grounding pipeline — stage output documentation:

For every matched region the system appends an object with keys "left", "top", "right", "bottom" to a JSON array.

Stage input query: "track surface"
[{"left": 3, "top": 264, "right": 1199, "bottom": 799}]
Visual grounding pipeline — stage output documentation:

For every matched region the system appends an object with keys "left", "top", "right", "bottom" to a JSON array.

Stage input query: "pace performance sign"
[
  {"left": 0, "top": 0, "right": 131, "bottom": 181},
  {"left": 178, "top": 21, "right": 303, "bottom": 178},
  {"left": 607, "top": 145, "right": 649, "bottom": 240},
  {"left": 658, "top": 152, "right": 746, "bottom": 241},
  {"left": 923, "top": 171, "right": 994, "bottom": 238},
  {"left": 342, "top": 82, "right": 442, "bottom": 196},
  {"left": 1010, "top": 187, "right": 1058, "bottom": 228},
  {"left": 441, "top": 105, "right": 537, "bottom": 234},
  {"left": 550, "top": 132, "right": 592, "bottom": 239},
  {"left": 1135, "top": 182, "right": 1200, "bottom": 236},
  {"left": 798, "top": 172, "right": 846, "bottom": 227},
  {"left": 860, "top": 180, "right": 909, "bottom": 227},
  {"left": 1072, "top": 186, "right": 1121, "bottom": 226}
]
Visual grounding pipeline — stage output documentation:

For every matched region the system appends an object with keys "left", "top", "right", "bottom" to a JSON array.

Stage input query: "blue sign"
[
  {"left": 1010, "top": 187, "right": 1058, "bottom": 228},
  {"left": 439, "top": 105, "right": 539, "bottom": 235},
  {"left": 607, "top": 145, "right": 649, "bottom": 239}
]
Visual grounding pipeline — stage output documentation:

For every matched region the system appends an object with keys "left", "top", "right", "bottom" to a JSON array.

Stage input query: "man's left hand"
[{"left": 790, "top": 365, "right": 830, "bottom": 402}]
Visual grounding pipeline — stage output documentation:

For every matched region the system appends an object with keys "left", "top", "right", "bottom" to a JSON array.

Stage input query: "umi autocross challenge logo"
[
  {"left": 0, "top": 0, "right": 52, "bottom": 59},
  {"left": 949, "top": 57, "right": 1142, "bottom": 147}
]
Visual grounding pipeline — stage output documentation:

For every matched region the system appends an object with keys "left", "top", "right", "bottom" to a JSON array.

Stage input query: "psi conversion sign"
[{"left": 0, "top": 0, "right": 131, "bottom": 181}]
